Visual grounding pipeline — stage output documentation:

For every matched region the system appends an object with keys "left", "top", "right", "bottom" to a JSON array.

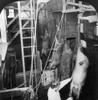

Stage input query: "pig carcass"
[
  {"left": 60, "top": 43, "right": 72, "bottom": 80},
  {"left": 49, "top": 38, "right": 64, "bottom": 69},
  {"left": 70, "top": 46, "right": 89, "bottom": 99}
]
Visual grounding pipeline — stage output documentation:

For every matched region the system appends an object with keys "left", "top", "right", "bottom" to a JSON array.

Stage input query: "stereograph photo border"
[{"left": 0, "top": 0, "right": 98, "bottom": 100}]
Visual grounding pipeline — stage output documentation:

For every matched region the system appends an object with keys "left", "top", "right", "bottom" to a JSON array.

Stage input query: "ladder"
[{"left": 17, "top": 0, "right": 37, "bottom": 87}]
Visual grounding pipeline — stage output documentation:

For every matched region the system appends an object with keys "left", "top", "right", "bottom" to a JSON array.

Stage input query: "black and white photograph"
[{"left": 0, "top": 0, "right": 98, "bottom": 100}]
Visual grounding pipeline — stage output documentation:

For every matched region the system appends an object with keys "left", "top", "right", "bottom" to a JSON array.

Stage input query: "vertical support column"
[
  {"left": 0, "top": 9, "right": 7, "bottom": 43},
  {"left": 77, "top": 1, "right": 83, "bottom": 45},
  {"left": 62, "top": 0, "right": 67, "bottom": 13},
  {"left": 29, "top": 0, "right": 34, "bottom": 87},
  {"left": 96, "top": 22, "right": 98, "bottom": 36},
  {"left": 34, "top": 0, "right": 38, "bottom": 95},
  {"left": 17, "top": 2, "right": 26, "bottom": 87},
  {"left": 96, "top": 14, "right": 98, "bottom": 36}
]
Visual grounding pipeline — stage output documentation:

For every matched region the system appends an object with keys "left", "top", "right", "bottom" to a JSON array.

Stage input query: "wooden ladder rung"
[
  {"left": 24, "top": 55, "right": 31, "bottom": 58},
  {"left": 23, "top": 46, "right": 35, "bottom": 49},
  {"left": 23, "top": 37, "right": 34, "bottom": 39}
]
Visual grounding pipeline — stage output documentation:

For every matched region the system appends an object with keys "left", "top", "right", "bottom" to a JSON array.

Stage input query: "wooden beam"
[
  {"left": 0, "top": 9, "right": 7, "bottom": 43},
  {"left": 62, "top": 8, "right": 80, "bottom": 13},
  {"left": 7, "top": 14, "right": 19, "bottom": 28},
  {"left": 0, "top": 87, "right": 30, "bottom": 98},
  {"left": 67, "top": 2, "right": 95, "bottom": 11},
  {"left": 50, "top": 8, "right": 95, "bottom": 13},
  {"left": 0, "top": 87, "right": 29, "bottom": 93},
  {"left": 61, "top": 1, "right": 95, "bottom": 13},
  {"left": 8, "top": 30, "right": 20, "bottom": 45},
  {"left": 53, "top": 7, "right": 95, "bottom": 13},
  {"left": 5, "top": 6, "right": 18, "bottom": 10}
]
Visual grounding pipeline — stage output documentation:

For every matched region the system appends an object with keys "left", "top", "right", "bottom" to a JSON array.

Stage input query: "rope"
[{"left": 43, "top": 13, "right": 65, "bottom": 71}]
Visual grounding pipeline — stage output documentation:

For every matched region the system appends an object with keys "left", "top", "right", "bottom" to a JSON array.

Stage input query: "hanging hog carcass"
[
  {"left": 59, "top": 42, "right": 72, "bottom": 80},
  {"left": 69, "top": 44, "right": 89, "bottom": 99},
  {"left": 49, "top": 38, "right": 64, "bottom": 69},
  {"left": 49, "top": 39, "right": 72, "bottom": 80},
  {"left": 41, "top": 30, "right": 50, "bottom": 69}
]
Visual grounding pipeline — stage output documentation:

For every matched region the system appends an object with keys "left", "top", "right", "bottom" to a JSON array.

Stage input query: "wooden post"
[
  {"left": 17, "top": 2, "right": 26, "bottom": 87},
  {"left": 96, "top": 21, "right": 98, "bottom": 36},
  {"left": 7, "top": 14, "right": 19, "bottom": 28},
  {"left": 62, "top": 0, "right": 67, "bottom": 13},
  {"left": 0, "top": 9, "right": 7, "bottom": 43},
  {"left": 77, "top": 1, "right": 83, "bottom": 45}
]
